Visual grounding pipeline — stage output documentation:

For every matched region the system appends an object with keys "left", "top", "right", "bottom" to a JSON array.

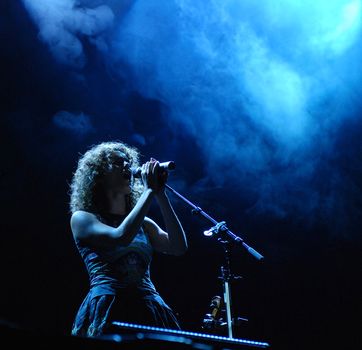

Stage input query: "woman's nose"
[{"left": 124, "top": 161, "right": 131, "bottom": 171}]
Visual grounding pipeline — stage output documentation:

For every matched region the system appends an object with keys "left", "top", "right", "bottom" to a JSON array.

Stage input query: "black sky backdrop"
[{"left": 1, "top": 1, "right": 362, "bottom": 350}]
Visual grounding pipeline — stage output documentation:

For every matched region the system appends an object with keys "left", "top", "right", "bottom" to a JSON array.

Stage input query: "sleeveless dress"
[{"left": 71, "top": 212, "right": 180, "bottom": 337}]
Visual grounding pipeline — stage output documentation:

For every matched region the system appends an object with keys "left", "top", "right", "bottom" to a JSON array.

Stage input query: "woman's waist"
[
  {"left": 89, "top": 275, "right": 158, "bottom": 297},
  {"left": 87, "top": 248, "right": 151, "bottom": 272}
]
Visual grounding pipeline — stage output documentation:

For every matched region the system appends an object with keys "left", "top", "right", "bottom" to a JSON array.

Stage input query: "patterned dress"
[{"left": 71, "top": 212, "right": 180, "bottom": 337}]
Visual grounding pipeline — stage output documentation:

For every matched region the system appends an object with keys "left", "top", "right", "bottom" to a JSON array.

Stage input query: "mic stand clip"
[{"left": 203, "top": 221, "right": 228, "bottom": 238}]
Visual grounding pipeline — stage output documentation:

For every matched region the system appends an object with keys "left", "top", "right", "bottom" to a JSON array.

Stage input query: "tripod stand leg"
[{"left": 223, "top": 280, "right": 233, "bottom": 338}]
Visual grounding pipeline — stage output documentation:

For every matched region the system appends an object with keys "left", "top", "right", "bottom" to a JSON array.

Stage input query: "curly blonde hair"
[{"left": 69, "top": 141, "right": 144, "bottom": 214}]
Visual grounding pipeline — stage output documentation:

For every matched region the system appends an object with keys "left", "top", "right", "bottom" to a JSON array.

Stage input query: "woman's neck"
[{"left": 108, "top": 193, "right": 127, "bottom": 215}]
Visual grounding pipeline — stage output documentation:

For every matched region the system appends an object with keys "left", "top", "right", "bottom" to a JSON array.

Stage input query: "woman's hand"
[{"left": 141, "top": 158, "right": 168, "bottom": 193}]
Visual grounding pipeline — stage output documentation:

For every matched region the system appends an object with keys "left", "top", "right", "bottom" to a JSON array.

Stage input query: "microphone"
[{"left": 131, "top": 161, "right": 176, "bottom": 178}]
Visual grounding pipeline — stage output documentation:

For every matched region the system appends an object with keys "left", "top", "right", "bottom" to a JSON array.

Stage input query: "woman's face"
[{"left": 102, "top": 154, "right": 132, "bottom": 196}]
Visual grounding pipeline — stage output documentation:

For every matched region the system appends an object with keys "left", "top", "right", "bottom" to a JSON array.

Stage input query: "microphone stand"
[{"left": 165, "top": 184, "right": 264, "bottom": 339}]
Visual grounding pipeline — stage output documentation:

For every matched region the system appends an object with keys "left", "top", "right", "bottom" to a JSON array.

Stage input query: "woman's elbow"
[{"left": 172, "top": 243, "right": 188, "bottom": 256}]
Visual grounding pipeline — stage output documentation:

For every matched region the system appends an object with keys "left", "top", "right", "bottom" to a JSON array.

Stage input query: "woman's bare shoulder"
[{"left": 70, "top": 210, "right": 98, "bottom": 230}]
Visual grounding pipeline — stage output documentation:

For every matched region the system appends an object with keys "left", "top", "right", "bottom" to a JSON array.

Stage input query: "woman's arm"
[
  {"left": 70, "top": 188, "right": 155, "bottom": 248},
  {"left": 144, "top": 191, "right": 188, "bottom": 256}
]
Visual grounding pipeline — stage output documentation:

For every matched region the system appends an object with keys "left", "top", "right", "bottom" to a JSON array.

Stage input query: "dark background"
[{"left": 1, "top": 2, "right": 361, "bottom": 350}]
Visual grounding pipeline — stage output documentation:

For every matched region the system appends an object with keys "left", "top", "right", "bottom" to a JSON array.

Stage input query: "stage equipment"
[
  {"left": 164, "top": 183, "right": 264, "bottom": 339},
  {"left": 108, "top": 321, "right": 270, "bottom": 349}
]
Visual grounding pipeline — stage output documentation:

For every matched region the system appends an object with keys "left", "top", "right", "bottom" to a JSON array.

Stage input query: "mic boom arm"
[{"left": 164, "top": 184, "right": 264, "bottom": 261}]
